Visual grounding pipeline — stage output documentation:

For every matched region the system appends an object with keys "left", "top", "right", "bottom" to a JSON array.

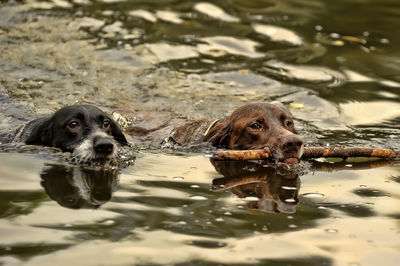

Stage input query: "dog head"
[
  {"left": 204, "top": 103, "right": 304, "bottom": 164},
  {"left": 26, "top": 105, "right": 129, "bottom": 163}
]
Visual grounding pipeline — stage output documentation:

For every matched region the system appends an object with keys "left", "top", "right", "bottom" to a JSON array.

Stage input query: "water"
[{"left": 1, "top": 0, "right": 400, "bottom": 265}]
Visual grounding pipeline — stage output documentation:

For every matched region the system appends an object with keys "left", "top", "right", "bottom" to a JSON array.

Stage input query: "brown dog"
[{"left": 168, "top": 103, "right": 304, "bottom": 164}]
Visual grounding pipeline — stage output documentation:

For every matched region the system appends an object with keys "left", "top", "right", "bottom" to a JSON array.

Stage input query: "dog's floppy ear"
[
  {"left": 110, "top": 123, "right": 129, "bottom": 146},
  {"left": 204, "top": 117, "right": 232, "bottom": 148},
  {"left": 25, "top": 117, "right": 54, "bottom": 146}
]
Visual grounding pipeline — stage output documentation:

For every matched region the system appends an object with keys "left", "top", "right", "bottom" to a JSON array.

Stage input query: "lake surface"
[{"left": 1, "top": 0, "right": 400, "bottom": 265}]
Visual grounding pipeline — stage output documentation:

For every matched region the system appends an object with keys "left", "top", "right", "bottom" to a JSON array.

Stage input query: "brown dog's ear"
[
  {"left": 25, "top": 117, "right": 54, "bottom": 146},
  {"left": 204, "top": 117, "right": 232, "bottom": 148}
]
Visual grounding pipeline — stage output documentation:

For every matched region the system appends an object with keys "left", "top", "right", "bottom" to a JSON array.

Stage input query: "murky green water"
[{"left": 1, "top": 0, "right": 400, "bottom": 265}]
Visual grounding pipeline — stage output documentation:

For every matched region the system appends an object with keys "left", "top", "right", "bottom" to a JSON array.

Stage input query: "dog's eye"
[
  {"left": 249, "top": 122, "right": 261, "bottom": 129},
  {"left": 102, "top": 120, "right": 111, "bottom": 129},
  {"left": 285, "top": 120, "right": 293, "bottom": 127},
  {"left": 67, "top": 121, "right": 79, "bottom": 129}
]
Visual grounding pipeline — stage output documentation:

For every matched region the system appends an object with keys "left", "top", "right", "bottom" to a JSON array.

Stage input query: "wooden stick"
[
  {"left": 212, "top": 146, "right": 400, "bottom": 161},
  {"left": 212, "top": 149, "right": 270, "bottom": 161}
]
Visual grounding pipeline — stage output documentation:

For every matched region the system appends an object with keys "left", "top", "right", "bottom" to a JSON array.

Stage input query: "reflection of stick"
[
  {"left": 213, "top": 147, "right": 400, "bottom": 161},
  {"left": 212, "top": 174, "right": 267, "bottom": 191},
  {"left": 310, "top": 159, "right": 394, "bottom": 172}
]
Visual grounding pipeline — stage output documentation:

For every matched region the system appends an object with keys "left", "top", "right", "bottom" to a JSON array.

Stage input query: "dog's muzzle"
[
  {"left": 94, "top": 136, "right": 115, "bottom": 156},
  {"left": 71, "top": 131, "right": 118, "bottom": 165}
]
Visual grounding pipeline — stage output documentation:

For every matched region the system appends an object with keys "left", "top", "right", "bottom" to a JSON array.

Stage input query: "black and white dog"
[{"left": 15, "top": 105, "right": 130, "bottom": 165}]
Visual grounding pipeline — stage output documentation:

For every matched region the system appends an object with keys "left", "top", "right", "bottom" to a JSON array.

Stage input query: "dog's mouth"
[
  {"left": 254, "top": 146, "right": 301, "bottom": 165},
  {"left": 282, "top": 157, "right": 299, "bottom": 164},
  {"left": 271, "top": 149, "right": 303, "bottom": 165}
]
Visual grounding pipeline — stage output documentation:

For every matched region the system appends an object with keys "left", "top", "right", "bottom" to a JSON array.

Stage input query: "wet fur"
[
  {"left": 169, "top": 103, "right": 304, "bottom": 162},
  {"left": 17, "top": 105, "right": 129, "bottom": 165}
]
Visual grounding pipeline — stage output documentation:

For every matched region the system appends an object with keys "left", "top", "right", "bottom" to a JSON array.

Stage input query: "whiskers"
[
  {"left": 69, "top": 131, "right": 118, "bottom": 167},
  {"left": 68, "top": 144, "right": 136, "bottom": 169}
]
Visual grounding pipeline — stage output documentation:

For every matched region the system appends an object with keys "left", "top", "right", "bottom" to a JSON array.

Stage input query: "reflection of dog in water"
[
  {"left": 40, "top": 164, "right": 119, "bottom": 209},
  {"left": 211, "top": 160, "right": 300, "bottom": 214}
]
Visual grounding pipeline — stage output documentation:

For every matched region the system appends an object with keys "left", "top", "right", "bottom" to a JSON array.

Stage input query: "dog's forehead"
[
  {"left": 263, "top": 104, "right": 289, "bottom": 118},
  {"left": 53, "top": 105, "right": 108, "bottom": 123},
  {"left": 232, "top": 103, "right": 288, "bottom": 120}
]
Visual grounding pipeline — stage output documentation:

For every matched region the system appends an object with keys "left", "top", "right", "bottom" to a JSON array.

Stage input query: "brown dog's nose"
[
  {"left": 281, "top": 135, "right": 303, "bottom": 152},
  {"left": 94, "top": 138, "right": 114, "bottom": 155}
]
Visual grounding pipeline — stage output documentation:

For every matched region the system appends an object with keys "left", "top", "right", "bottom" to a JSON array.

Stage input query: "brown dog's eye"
[
  {"left": 249, "top": 122, "right": 261, "bottom": 129},
  {"left": 67, "top": 121, "right": 79, "bottom": 129},
  {"left": 285, "top": 120, "right": 293, "bottom": 127},
  {"left": 103, "top": 120, "right": 111, "bottom": 129}
]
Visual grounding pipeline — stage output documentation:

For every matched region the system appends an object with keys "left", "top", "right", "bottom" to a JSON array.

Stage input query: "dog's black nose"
[
  {"left": 281, "top": 135, "right": 304, "bottom": 151},
  {"left": 94, "top": 138, "right": 114, "bottom": 155}
]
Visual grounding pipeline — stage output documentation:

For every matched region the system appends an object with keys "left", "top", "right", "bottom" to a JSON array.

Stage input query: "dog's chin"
[
  {"left": 281, "top": 157, "right": 299, "bottom": 164},
  {"left": 69, "top": 138, "right": 118, "bottom": 167},
  {"left": 272, "top": 149, "right": 303, "bottom": 165},
  {"left": 70, "top": 150, "right": 118, "bottom": 167}
]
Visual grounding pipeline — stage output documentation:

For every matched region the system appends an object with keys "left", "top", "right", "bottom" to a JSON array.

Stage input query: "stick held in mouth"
[{"left": 212, "top": 146, "right": 400, "bottom": 161}]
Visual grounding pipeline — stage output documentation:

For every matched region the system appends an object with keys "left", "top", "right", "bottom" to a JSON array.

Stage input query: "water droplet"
[
  {"left": 102, "top": 220, "right": 115, "bottom": 225},
  {"left": 261, "top": 225, "right": 268, "bottom": 231},
  {"left": 318, "top": 206, "right": 327, "bottom": 210},
  {"left": 287, "top": 215, "right": 294, "bottom": 219},
  {"left": 190, "top": 184, "right": 200, "bottom": 188},
  {"left": 288, "top": 224, "right": 298, "bottom": 228},
  {"left": 190, "top": 195, "right": 207, "bottom": 200},
  {"left": 224, "top": 211, "right": 232, "bottom": 216},
  {"left": 285, "top": 198, "right": 296, "bottom": 203},
  {"left": 325, "top": 228, "right": 338, "bottom": 233},
  {"left": 244, "top": 196, "right": 259, "bottom": 201},
  {"left": 173, "top": 176, "right": 184, "bottom": 180},
  {"left": 380, "top": 38, "right": 390, "bottom": 44},
  {"left": 215, "top": 217, "right": 224, "bottom": 222},
  {"left": 330, "top": 32, "right": 340, "bottom": 38},
  {"left": 177, "top": 221, "right": 187, "bottom": 225},
  {"left": 315, "top": 25, "right": 323, "bottom": 31},
  {"left": 281, "top": 186, "right": 297, "bottom": 190},
  {"left": 302, "top": 193, "right": 325, "bottom": 198}
]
